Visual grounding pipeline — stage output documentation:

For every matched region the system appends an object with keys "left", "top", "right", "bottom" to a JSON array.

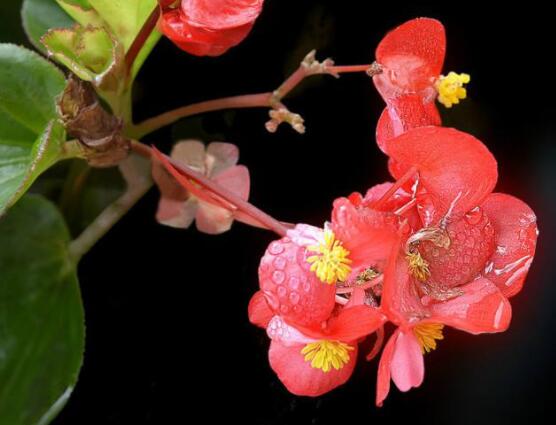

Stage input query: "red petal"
[
  {"left": 195, "top": 202, "right": 234, "bottom": 234},
  {"left": 171, "top": 140, "right": 206, "bottom": 171},
  {"left": 376, "top": 329, "right": 399, "bottom": 406},
  {"left": 361, "top": 182, "right": 413, "bottom": 212},
  {"left": 376, "top": 96, "right": 441, "bottom": 154},
  {"left": 390, "top": 330, "right": 424, "bottom": 392},
  {"left": 326, "top": 306, "right": 386, "bottom": 341},
  {"left": 212, "top": 165, "right": 250, "bottom": 201},
  {"left": 376, "top": 18, "right": 445, "bottom": 90},
  {"left": 159, "top": 8, "right": 254, "bottom": 56},
  {"left": 381, "top": 241, "right": 429, "bottom": 324},
  {"left": 385, "top": 127, "right": 498, "bottom": 219},
  {"left": 182, "top": 0, "right": 264, "bottom": 29},
  {"left": 268, "top": 340, "right": 357, "bottom": 397},
  {"left": 156, "top": 197, "right": 198, "bottom": 229},
  {"left": 331, "top": 197, "right": 399, "bottom": 276},
  {"left": 429, "top": 277, "right": 512, "bottom": 334},
  {"left": 297, "top": 306, "right": 386, "bottom": 341},
  {"left": 248, "top": 290, "right": 274, "bottom": 328},
  {"left": 481, "top": 193, "right": 538, "bottom": 297},
  {"left": 206, "top": 142, "right": 239, "bottom": 177},
  {"left": 419, "top": 209, "right": 495, "bottom": 289},
  {"left": 259, "top": 237, "right": 336, "bottom": 327},
  {"left": 151, "top": 147, "right": 230, "bottom": 208}
]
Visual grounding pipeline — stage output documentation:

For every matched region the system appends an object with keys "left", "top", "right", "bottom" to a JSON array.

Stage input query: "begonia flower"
[
  {"left": 158, "top": 0, "right": 264, "bottom": 56},
  {"left": 249, "top": 224, "right": 386, "bottom": 396},
  {"left": 330, "top": 127, "right": 537, "bottom": 404},
  {"left": 372, "top": 18, "right": 470, "bottom": 152},
  {"left": 152, "top": 140, "right": 250, "bottom": 234}
]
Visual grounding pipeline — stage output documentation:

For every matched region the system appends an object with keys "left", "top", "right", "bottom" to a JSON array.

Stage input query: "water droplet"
[
  {"left": 277, "top": 285, "right": 287, "bottom": 298},
  {"left": 272, "top": 270, "right": 285, "bottom": 285},
  {"left": 273, "top": 256, "right": 287, "bottom": 270},
  {"left": 289, "top": 276, "right": 300, "bottom": 290},
  {"left": 269, "top": 242, "right": 284, "bottom": 255},
  {"left": 496, "top": 245, "right": 507, "bottom": 255},
  {"left": 465, "top": 207, "right": 482, "bottom": 225}
]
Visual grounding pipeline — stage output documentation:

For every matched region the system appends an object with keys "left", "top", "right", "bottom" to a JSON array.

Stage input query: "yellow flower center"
[
  {"left": 307, "top": 230, "right": 352, "bottom": 284},
  {"left": 435, "top": 71, "right": 470, "bottom": 108},
  {"left": 406, "top": 251, "right": 431, "bottom": 282},
  {"left": 413, "top": 323, "right": 444, "bottom": 354},
  {"left": 301, "top": 340, "right": 354, "bottom": 372}
]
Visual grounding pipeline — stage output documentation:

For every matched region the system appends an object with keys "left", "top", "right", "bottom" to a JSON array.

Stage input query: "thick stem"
[
  {"left": 129, "top": 93, "right": 271, "bottom": 138},
  {"left": 373, "top": 166, "right": 418, "bottom": 209},
  {"left": 68, "top": 172, "right": 152, "bottom": 262},
  {"left": 366, "top": 326, "right": 385, "bottom": 361}
]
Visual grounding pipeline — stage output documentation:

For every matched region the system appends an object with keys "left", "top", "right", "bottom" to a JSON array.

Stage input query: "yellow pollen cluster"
[
  {"left": 406, "top": 251, "right": 431, "bottom": 282},
  {"left": 301, "top": 340, "right": 354, "bottom": 372},
  {"left": 435, "top": 72, "right": 470, "bottom": 108},
  {"left": 307, "top": 230, "right": 352, "bottom": 284},
  {"left": 413, "top": 323, "right": 445, "bottom": 354}
]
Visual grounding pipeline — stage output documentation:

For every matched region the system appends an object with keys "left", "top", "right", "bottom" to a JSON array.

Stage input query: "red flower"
[
  {"left": 249, "top": 224, "right": 386, "bottom": 396},
  {"left": 372, "top": 18, "right": 470, "bottom": 153},
  {"left": 152, "top": 140, "right": 252, "bottom": 234},
  {"left": 249, "top": 295, "right": 385, "bottom": 396},
  {"left": 331, "top": 126, "right": 538, "bottom": 405},
  {"left": 158, "top": 0, "right": 264, "bottom": 56}
]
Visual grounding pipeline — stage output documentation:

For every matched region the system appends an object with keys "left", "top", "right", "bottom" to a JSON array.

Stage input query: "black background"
[{"left": 2, "top": 1, "right": 556, "bottom": 424}]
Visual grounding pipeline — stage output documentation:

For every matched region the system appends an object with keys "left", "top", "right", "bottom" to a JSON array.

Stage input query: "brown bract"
[{"left": 57, "top": 77, "right": 129, "bottom": 167}]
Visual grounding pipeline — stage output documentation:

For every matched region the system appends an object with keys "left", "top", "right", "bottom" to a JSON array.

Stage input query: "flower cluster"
[{"left": 247, "top": 18, "right": 538, "bottom": 405}]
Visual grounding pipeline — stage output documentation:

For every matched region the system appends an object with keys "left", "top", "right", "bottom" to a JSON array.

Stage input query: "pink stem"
[
  {"left": 131, "top": 93, "right": 272, "bottom": 138},
  {"left": 335, "top": 275, "right": 384, "bottom": 294},
  {"left": 125, "top": 6, "right": 160, "bottom": 75},
  {"left": 335, "top": 295, "right": 348, "bottom": 305},
  {"left": 373, "top": 166, "right": 418, "bottom": 209},
  {"left": 394, "top": 197, "right": 418, "bottom": 216},
  {"left": 329, "top": 65, "right": 374, "bottom": 73}
]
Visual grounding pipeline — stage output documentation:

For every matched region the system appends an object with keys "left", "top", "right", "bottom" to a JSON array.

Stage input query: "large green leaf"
[
  {"left": 21, "top": 0, "right": 75, "bottom": 54},
  {"left": 0, "top": 44, "right": 68, "bottom": 215},
  {"left": 0, "top": 195, "right": 85, "bottom": 425}
]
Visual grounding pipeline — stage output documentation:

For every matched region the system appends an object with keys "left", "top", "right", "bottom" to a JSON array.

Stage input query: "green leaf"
[
  {"left": 42, "top": 25, "right": 124, "bottom": 89},
  {"left": 87, "top": 0, "right": 157, "bottom": 50},
  {"left": 0, "top": 195, "right": 85, "bottom": 425},
  {"left": 21, "top": 0, "right": 75, "bottom": 54},
  {"left": 55, "top": 0, "right": 105, "bottom": 28},
  {"left": 0, "top": 44, "right": 69, "bottom": 215}
]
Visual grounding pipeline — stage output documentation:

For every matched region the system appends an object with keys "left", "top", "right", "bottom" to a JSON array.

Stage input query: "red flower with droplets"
[
  {"left": 158, "top": 0, "right": 264, "bottom": 56},
  {"left": 330, "top": 126, "right": 538, "bottom": 405},
  {"left": 249, "top": 224, "right": 385, "bottom": 396},
  {"left": 372, "top": 18, "right": 470, "bottom": 153}
]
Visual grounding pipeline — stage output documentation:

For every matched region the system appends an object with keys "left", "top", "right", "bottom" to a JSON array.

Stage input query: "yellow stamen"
[
  {"left": 307, "top": 230, "right": 352, "bottom": 284},
  {"left": 435, "top": 72, "right": 470, "bottom": 108},
  {"left": 413, "top": 323, "right": 444, "bottom": 354},
  {"left": 406, "top": 251, "right": 430, "bottom": 282},
  {"left": 301, "top": 340, "right": 354, "bottom": 372}
]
